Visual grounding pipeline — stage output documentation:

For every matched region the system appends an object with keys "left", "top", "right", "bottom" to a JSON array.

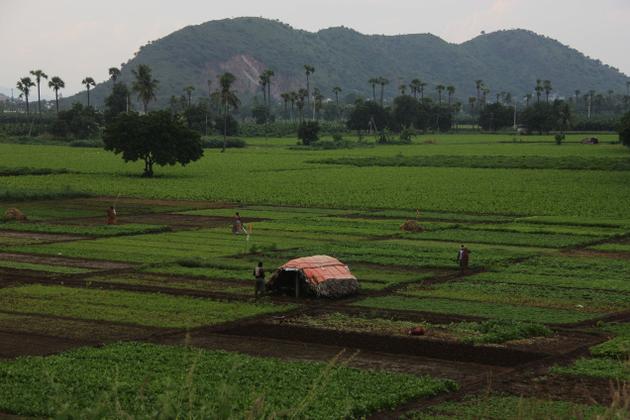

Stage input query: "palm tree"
[
  {"left": 289, "top": 91, "right": 298, "bottom": 122},
  {"left": 263, "top": 69, "right": 274, "bottom": 107},
  {"left": 313, "top": 88, "right": 324, "bottom": 120},
  {"left": 109, "top": 67, "right": 121, "bottom": 84},
  {"left": 475, "top": 80, "right": 484, "bottom": 103},
  {"left": 481, "top": 86, "right": 490, "bottom": 107},
  {"left": 332, "top": 86, "right": 342, "bottom": 107},
  {"left": 409, "top": 79, "right": 422, "bottom": 99},
  {"left": 296, "top": 88, "right": 308, "bottom": 122},
  {"left": 183, "top": 85, "right": 195, "bottom": 108},
  {"left": 587, "top": 90, "right": 596, "bottom": 119},
  {"left": 418, "top": 81, "right": 427, "bottom": 101},
  {"left": 524, "top": 94, "right": 532, "bottom": 107},
  {"left": 211, "top": 72, "right": 240, "bottom": 152},
  {"left": 30, "top": 70, "right": 48, "bottom": 114},
  {"left": 48, "top": 76, "right": 65, "bottom": 113},
  {"left": 368, "top": 78, "right": 379, "bottom": 101},
  {"left": 535, "top": 79, "right": 543, "bottom": 103},
  {"left": 436, "top": 84, "right": 445, "bottom": 104},
  {"left": 81, "top": 77, "right": 96, "bottom": 107},
  {"left": 131, "top": 64, "right": 159, "bottom": 113},
  {"left": 574, "top": 90, "right": 581, "bottom": 109},
  {"left": 446, "top": 85, "right": 456, "bottom": 106},
  {"left": 398, "top": 84, "right": 407, "bottom": 96},
  {"left": 258, "top": 73, "right": 268, "bottom": 105},
  {"left": 378, "top": 77, "right": 389, "bottom": 106},
  {"left": 304, "top": 65, "right": 315, "bottom": 106},
  {"left": 16, "top": 77, "right": 35, "bottom": 115},
  {"left": 280, "top": 92, "right": 290, "bottom": 116},
  {"left": 543, "top": 80, "right": 553, "bottom": 103},
  {"left": 468, "top": 96, "right": 476, "bottom": 113}
]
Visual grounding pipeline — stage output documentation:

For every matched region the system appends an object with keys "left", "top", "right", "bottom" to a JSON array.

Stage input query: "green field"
[{"left": 0, "top": 133, "right": 629, "bottom": 417}]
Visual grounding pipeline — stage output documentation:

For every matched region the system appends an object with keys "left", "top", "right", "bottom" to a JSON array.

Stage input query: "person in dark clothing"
[
  {"left": 253, "top": 261, "right": 266, "bottom": 298},
  {"left": 457, "top": 244, "right": 470, "bottom": 271}
]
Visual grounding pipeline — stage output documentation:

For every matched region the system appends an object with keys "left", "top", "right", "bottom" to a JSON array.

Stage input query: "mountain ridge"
[{"left": 65, "top": 17, "right": 629, "bottom": 109}]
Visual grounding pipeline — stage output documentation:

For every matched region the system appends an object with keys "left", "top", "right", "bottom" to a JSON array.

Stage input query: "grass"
[
  {"left": 402, "top": 395, "right": 615, "bottom": 419},
  {"left": 0, "top": 342, "right": 457, "bottom": 418},
  {"left": 0, "top": 259, "right": 91, "bottom": 274},
  {"left": 86, "top": 273, "right": 252, "bottom": 295},
  {"left": 0, "top": 222, "right": 170, "bottom": 237},
  {"left": 353, "top": 296, "right": 599, "bottom": 324},
  {"left": 552, "top": 358, "right": 630, "bottom": 381},
  {"left": 0, "top": 285, "right": 293, "bottom": 328}
]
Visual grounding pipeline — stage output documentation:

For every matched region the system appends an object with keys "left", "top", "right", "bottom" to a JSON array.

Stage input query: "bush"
[
  {"left": 297, "top": 121, "right": 320, "bottom": 145},
  {"left": 214, "top": 115, "right": 239, "bottom": 136},
  {"left": 555, "top": 134, "right": 565, "bottom": 145},
  {"left": 619, "top": 111, "right": 630, "bottom": 148},
  {"left": 202, "top": 138, "right": 246, "bottom": 149},
  {"left": 49, "top": 103, "right": 102, "bottom": 139}
]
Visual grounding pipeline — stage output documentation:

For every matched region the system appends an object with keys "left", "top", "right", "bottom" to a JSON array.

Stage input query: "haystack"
[
  {"left": 400, "top": 220, "right": 424, "bottom": 232},
  {"left": 267, "top": 255, "right": 359, "bottom": 298},
  {"left": 3, "top": 208, "right": 27, "bottom": 221}
]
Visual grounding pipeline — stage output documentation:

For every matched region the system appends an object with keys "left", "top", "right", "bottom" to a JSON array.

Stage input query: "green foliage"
[
  {"left": 347, "top": 100, "right": 389, "bottom": 133},
  {"left": 0, "top": 342, "right": 455, "bottom": 418},
  {"left": 520, "top": 101, "right": 572, "bottom": 134},
  {"left": 297, "top": 120, "right": 320, "bottom": 145},
  {"left": 214, "top": 114, "right": 239, "bottom": 136},
  {"left": 202, "top": 138, "right": 246, "bottom": 148},
  {"left": 49, "top": 103, "right": 101, "bottom": 139},
  {"left": 551, "top": 357, "right": 630, "bottom": 381},
  {"left": 104, "top": 82, "right": 130, "bottom": 123},
  {"left": 450, "top": 320, "right": 552, "bottom": 344},
  {"left": 0, "top": 285, "right": 292, "bottom": 328},
  {"left": 103, "top": 110, "right": 203, "bottom": 177},
  {"left": 479, "top": 103, "right": 514, "bottom": 131}
]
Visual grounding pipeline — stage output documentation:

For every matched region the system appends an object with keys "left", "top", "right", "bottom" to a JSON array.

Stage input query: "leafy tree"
[
  {"left": 132, "top": 64, "right": 159, "bottom": 113},
  {"left": 392, "top": 95, "right": 418, "bottom": 129},
  {"left": 103, "top": 111, "right": 203, "bottom": 177},
  {"left": 104, "top": 82, "right": 130, "bottom": 122},
  {"left": 295, "top": 88, "right": 308, "bottom": 122},
  {"left": 297, "top": 120, "right": 320, "bottom": 145},
  {"left": 47, "top": 76, "right": 65, "bottom": 113},
  {"left": 16, "top": 77, "right": 35, "bottom": 115},
  {"left": 30, "top": 70, "right": 48, "bottom": 114},
  {"left": 214, "top": 114, "right": 238, "bottom": 137},
  {"left": 81, "top": 77, "right": 96, "bottom": 107},
  {"left": 619, "top": 111, "right": 630, "bottom": 148},
  {"left": 184, "top": 101, "right": 212, "bottom": 134},
  {"left": 520, "top": 101, "right": 570, "bottom": 134},
  {"left": 211, "top": 73, "right": 240, "bottom": 151},
  {"left": 347, "top": 99, "right": 388, "bottom": 134},
  {"left": 479, "top": 103, "right": 515, "bottom": 131},
  {"left": 252, "top": 104, "right": 272, "bottom": 124},
  {"left": 50, "top": 103, "right": 101, "bottom": 138}
]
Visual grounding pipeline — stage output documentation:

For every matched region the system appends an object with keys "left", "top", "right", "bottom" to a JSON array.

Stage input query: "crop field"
[{"left": 0, "top": 133, "right": 628, "bottom": 418}]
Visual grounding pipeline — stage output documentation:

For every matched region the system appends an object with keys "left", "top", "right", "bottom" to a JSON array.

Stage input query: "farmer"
[
  {"left": 106, "top": 206, "right": 117, "bottom": 225},
  {"left": 233, "top": 212, "right": 243, "bottom": 234},
  {"left": 457, "top": 244, "right": 470, "bottom": 271},
  {"left": 253, "top": 261, "right": 266, "bottom": 299}
]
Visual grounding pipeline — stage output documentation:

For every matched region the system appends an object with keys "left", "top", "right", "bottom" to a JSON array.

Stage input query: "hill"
[{"left": 66, "top": 17, "right": 630, "bottom": 109}]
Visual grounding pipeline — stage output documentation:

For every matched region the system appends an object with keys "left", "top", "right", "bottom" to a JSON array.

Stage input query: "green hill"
[{"left": 66, "top": 17, "right": 629, "bottom": 109}]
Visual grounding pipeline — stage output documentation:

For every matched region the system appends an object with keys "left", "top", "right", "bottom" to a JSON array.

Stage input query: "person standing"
[
  {"left": 233, "top": 212, "right": 243, "bottom": 234},
  {"left": 106, "top": 206, "right": 117, "bottom": 225},
  {"left": 253, "top": 261, "right": 266, "bottom": 299},
  {"left": 457, "top": 244, "right": 470, "bottom": 271}
]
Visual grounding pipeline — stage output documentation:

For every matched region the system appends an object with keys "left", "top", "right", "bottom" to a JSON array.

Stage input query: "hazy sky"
[{"left": 1, "top": 0, "right": 629, "bottom": 98}]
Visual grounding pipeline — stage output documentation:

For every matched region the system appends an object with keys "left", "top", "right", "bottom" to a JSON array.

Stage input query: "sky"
[{"left": 1, "top": 0, "right": 629, "bottom": 98}]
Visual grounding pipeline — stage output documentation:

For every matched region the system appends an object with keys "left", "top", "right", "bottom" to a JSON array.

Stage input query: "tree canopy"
[{"left": 103, "top": 111, "right": 203, "bottom": 177}]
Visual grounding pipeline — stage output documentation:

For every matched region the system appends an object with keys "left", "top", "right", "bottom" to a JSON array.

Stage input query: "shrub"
[
  {"left": 202, "top": 138, "right": 246, "bottom": 149},
  {"left": 297, "top": 121, "right": 320, "bottom": 145}
]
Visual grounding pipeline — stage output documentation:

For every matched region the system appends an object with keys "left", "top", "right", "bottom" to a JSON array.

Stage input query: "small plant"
[{"left": 555, "top": 133, "right": 565, "bottom": 145}]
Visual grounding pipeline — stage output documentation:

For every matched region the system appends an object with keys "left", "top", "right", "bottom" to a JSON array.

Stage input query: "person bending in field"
[
  {"left": 106, "top": 206, "right": 117, "bottom": 225},
  {"left": 253, "top": 261, "right": 266, "bottom": 299},
  {"left": 457, "top": 244, "right": 470, "bottom": 272}
]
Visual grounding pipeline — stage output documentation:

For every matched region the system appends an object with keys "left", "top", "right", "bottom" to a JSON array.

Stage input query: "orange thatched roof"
[{"left": 281, "top": 255, "right": 356, "bottom": 286}]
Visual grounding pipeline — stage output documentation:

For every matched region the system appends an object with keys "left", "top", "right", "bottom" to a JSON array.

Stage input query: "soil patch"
[
  {"left": 0, "top": 331, "right": 92, "bottom": 359},
  {"left": 0, "top": 230, "right": 85, "bottom": 243}
]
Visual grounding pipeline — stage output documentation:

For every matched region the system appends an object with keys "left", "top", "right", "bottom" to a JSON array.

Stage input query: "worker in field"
[
  {"left": 106, "top": 206, "right": 117, "bottom": 225},
  {"left": 233, "top": 212, "right": 243, "bottom": 234},
  {"left": 253, "top": 261, "right": 266, "bottom": 299},
  {"left": 457, "top": 244, "right": 470, "bottom": 272}
]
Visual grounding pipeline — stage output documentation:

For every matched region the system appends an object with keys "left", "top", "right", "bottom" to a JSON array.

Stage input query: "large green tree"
[
  {"left": 619, "top": 111, "right": 630, "bottom": 147},
  {"left": 47, "top": 76, "right": 65, "bottom": 113},
  {"left": 132, "top": 64, "right": 159, "bottom": 113},
  {"left": 103, "top": 111, "right": 203, "bottom": 177},
  {"left": 211, "top": 72, "right": 240, "bottom": 152},
  {"left": 30, "top": 70, "right": 48, "bottom": 114},
  {"left": 105, "top": 82, "right": 130, "bottom": 122}
]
